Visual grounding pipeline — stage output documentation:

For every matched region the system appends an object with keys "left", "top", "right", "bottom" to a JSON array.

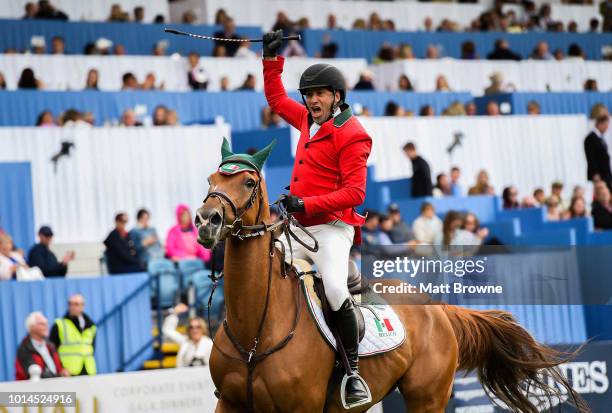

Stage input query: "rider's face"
[{"left": 304, "top": 88, "right": 340, "bottom": 125}]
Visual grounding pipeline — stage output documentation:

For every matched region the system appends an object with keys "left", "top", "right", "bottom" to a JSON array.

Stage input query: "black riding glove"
[
  {"left": 262, "top": 30, "right": 283, "bottom": 58},
  {"left": 280, "top": 194, "right": 305, "bottom": 213}
]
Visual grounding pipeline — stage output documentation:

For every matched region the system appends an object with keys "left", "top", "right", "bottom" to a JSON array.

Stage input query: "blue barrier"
[
  {"left": 0, "top": 162, "right": 35, "bottom": 251},
  {"left": 0, "top": 274, "right": 152, "bottom": 382},
  {"left": 0, "top": 91, "right": 472, "bottom": 129},
  {"left": 0, "top": 19, "right": 261, "bottom": 56},
  {"left": 302, "top": 29, "right": 612, "bottom": 61},
  {"left": 475, "top": 92, "right": 612, "bottom": 116}
]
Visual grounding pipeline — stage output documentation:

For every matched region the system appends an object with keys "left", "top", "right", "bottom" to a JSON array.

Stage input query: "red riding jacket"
[{"left": 263, "top": 57, "right": 372, "bottom": 243}]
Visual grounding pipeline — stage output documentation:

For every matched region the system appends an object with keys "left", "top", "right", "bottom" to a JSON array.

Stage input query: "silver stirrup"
[{"left": 340, "top": 373, "right": 372, "bottom": 409}]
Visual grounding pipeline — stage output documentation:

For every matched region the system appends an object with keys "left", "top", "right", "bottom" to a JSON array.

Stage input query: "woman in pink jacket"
[{"left": 166, "top": 204, "right": 211, "bottom": 263}]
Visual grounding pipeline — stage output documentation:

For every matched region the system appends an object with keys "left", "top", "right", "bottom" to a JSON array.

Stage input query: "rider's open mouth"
[{"left": 311, "top": 107, "right": 322, "bottom": 115}]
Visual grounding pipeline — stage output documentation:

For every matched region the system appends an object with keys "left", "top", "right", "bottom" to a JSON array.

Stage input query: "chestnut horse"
[{"left": 195, "top": 164, "right": 589, "bottom": 413}]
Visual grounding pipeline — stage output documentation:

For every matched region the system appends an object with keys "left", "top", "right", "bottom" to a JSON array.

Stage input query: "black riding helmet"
[{"left": 298, "top": 64, "right": 346, "bottom": 121}]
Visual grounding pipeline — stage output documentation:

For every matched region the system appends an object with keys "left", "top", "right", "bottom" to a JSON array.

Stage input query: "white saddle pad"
[{"left": 297, "top": 265, "right": 406, "bottom": 357}]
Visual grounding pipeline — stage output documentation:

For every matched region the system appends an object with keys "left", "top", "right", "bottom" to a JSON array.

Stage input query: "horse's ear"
[
  {"left": 221, "top": 137, "right": 234, "bottom": 161},
  {"left": 252, "top": 139, "right": 277, "bottom": 170}
]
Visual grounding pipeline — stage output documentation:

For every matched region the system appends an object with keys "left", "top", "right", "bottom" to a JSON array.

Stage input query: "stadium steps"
[
  {"left": 143, "top": 323, "right": 185, "bottom": 369},
  {"left": 51, "top": 242, "right": 105, "bottom": 276}
]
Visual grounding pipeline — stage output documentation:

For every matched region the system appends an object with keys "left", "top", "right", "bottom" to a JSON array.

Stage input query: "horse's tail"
[{"left": 442, "top": 305, "right": 590, "bottom": 413}]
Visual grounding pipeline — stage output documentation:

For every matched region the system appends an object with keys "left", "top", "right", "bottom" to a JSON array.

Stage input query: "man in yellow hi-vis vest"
[{"left": 49, "top": 293, "right": 97, "bottom": 375}]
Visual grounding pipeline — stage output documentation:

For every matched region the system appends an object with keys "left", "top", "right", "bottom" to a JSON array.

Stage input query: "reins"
[{"left": 202, "top": 175, "right": 318, "bottom": 413}]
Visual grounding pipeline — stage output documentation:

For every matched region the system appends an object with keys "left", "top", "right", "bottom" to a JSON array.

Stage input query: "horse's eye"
[{"left": 246, "top": 179, "right": 256, "bottom": 188}]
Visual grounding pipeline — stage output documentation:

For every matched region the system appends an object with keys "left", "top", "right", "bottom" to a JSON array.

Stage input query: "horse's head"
[{"left": 195, "top": 138, "right": 276, "bottom": 249}]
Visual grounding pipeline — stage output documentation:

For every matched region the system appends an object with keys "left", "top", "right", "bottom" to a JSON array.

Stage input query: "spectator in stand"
[
  {"left": 354, "top": 70, "right": 375, "bottom": 90},
  {"left": 403, "top": 142, "right": 433, "bottom": 197},
  {"left": 261, "top": 107, "right": 284, "bottom": 129},
  {"left": 48, "top": 294, "right": 97, "bottom": 376},
  {"left": 486, "top": 101, "right": 501, "bottom": 116},
  {"left": 320, "top": 34, "right": 339, "bottom": 59},
  {"left": 464, "top": 102, "right": 477, "bottom": 116},
  {"left": 384, "top": 101, "right": 404, "bottom": 116},
  {"left": 214, "top": 18, "right": 240, "bottom": 57},
  {"left": 152, "top": 41, "right": 167, "bottom": 56},
  {"left": 35, "top": 0, "right": 68, "bottom": 20},
  {"left": 51, "top": 36, "right": 65, "bottom": 54},
  {"left": 487, "top": 39, "right": 521, "bottom": 60},
  {"left": 27, "top": 226, "right": 74, "bottom": 277},
  {"left": 220, "top": 76, "right": 230, "bottom": 91},
  {"left": 141, "top": 73, "right": 163, "bottom": 91},
  {"left": 214, "top": 8, "right": 228, "bottom": 25},
  {"left": 398, "top": 44, "right": 415, "bottom": 60},
  {"left": 425, "top": 45, "right": 440, "bottom": 59},
  {"left": 104, "top": 213, "right": 142, "bottom": 274},
  {"left": 272, "top": 12, "right": 293, "bottom": 33},
  {"left": 374, "top": 43, "right": 395, "bottom": 63},
  {"left": 163, "top": 303, "right": 213, "bottom": 367},
  {"left": 387, "top": 204, "right": 415, "bottom": 244},
  {"left": 15, "top": 312, "right": 69, "bottom": 380},
  {"left": 108, "top": 4, "right": 129, "bottom": 22},
  {"left": 550, "top": 181, "right": 569, "bottom": 211},
  {"left": 133, "top": 6, "right": 144, "bottom": 23},
  {"left": 531, "top": 41, "right": 553, "bottom": 60},
  {"left": 435, "top": 211, "right": 478, "bottom": 251},
  {"left": 450, "top": 167, "right": 462, "bottom": 196},
  {"left": 18, "top": 68, "right": 42, "bottom": 90},
  {"left": 36, "top": 110, "right": 55, "bottom": 127},
  {"left": 182, "top": 10, "right": 197, "bottom": 24},
  {"left": 584, "top": 79, "right": 599, "bottom": 91},
  {"left": 460, "top": 41, "right": 478, "bottom": 59},
  {"left": 533, "top": 188, "right": 546, "bottom": 206},
  {"left": 153, "top": 105, "right": 168, "bottom": 126},
  {"left": 538, "top": 4, "right": 555, "bottom": 30},
  {"left": 237, "top": 74, "right": 256, "bottom": 90},
  {"left": 554, "top": 49, "right": 565, "bottom": 60},
  {"left": 113, "top": 44, "right": 126, "bottom": 55},
  {"left": 84, "top": 69, "right": 99, "bottom": 90},
  {"left": 423, "top": 17, "right": 433, "bottom": 32},
  {"left": 129, "top": 208, "right": 162, "bottom": 266},
  {"left": 398, "top": 74, "right": 414, "bottom": 91},
  {"left": 327, "top": 13, "right": 337, "bottom": 30},
  {"left": 166, "top": 204, "right": 211, "bottom": 264},
  {"left": 121, "top": 72, "right": 138, "bottom": 90},
  {"left": 468, "top": 170, "right": 494, "bottom": 195},
  {"left": 1, "top": 233, "right": 26, "bottom": 280},
  {"left": 589, "top": 17, "right": 599, "bottom": 32},
  {"left": 281, "top": 38, "right": 307, "bottom": 57},
  {"left": 567, "top": 196, "right": 588, "bottom": 219},
  {"left": 545, "top": 195, "right": 561, "bottom": 221},
  {"left": 352, "top": 18, "right": 367, "bottom": 30},
  {"left": 584, "top": 114, "right": 611, "bottom": 189},
  {"left": 567, "top": 43, "right": 585, "bottom": 59},
  {"left": 433, "top": 173, "right": 452, "bottom": 197},
  {"left": 485, "top": 72, "right": 511, "bottom": 95},
  {"left": 235, "top": 41, "right": 257, "bottom": 58},
  {"left": 419, "top": 105, "right": 435, "bottom": 116},
  {"left": 502, "top": 186, "right": 520, "bottom": 209},
  {"left": 592, "top": 180, "right": 612, "bottom": 229},
  {"left": 435, "top": 75, "right": 451, "bottom": 92},
  {"left": 413, "top": 203, "right": 443, "bottom": 244},
  {"left": 527, "top": 100, "right": 541, "bottom": 115},
  {"left": 589, "top": 103, "right": 609, "bottom": 120},
  {"left": 0, "top": 72, "right": 5, "bottom": 89},
  {"left": 166, "top": 110, "right": 179, "bottom": 126},
  {"left": 187, "top": 52, "right": 208, "bottom": 90},
  {"left": 23, "top": 2, "right": 38, "bottom": 19},
  {"left": 442, "top": 101, "right": 467, "bottom": 116},
  {"left": 120, "top": 109, "right": 142, "bottom": 127},
  {"left": 153, "top": 14, "right": 164, "bottom": 23},
  {"left": 462, "top": 213, "right": 490, "bottom": 244},
  {"left": 369, "top": 12, "right": 383, "bottom": 30}
]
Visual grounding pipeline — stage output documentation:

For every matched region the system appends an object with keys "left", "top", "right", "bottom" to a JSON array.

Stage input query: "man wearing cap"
[
  {"left": 261, "top": 30, "right": 372, "bottom": 407},
  {"left": 27, "top": 226, "right": 74, "bottom": 277}
]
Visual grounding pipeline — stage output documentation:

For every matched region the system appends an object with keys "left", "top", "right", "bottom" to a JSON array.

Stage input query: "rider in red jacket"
[{"left": 263, "top": 30, "right": 372, "bottom": 408}]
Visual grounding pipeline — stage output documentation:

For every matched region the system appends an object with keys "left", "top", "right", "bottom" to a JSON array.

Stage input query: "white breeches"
[{"left": 278, "top": 221, "right": 354, "bottom": 311}]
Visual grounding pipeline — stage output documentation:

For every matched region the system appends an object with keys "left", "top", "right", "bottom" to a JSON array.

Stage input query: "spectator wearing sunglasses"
[{"left": 162, "top": 303, "right": 213, "bottom": 367}]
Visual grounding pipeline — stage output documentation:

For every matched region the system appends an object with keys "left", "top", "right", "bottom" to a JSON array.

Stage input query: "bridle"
[{"left": 200, "top": 161, "right": 318, "bottom": 413}]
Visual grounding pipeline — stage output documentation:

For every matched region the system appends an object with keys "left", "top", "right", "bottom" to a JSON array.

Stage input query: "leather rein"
[{"left": 201, "top": 164, "right": 318, "bottom": 413}]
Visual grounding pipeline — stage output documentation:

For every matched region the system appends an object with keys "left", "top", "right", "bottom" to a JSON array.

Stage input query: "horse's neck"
[{"left": 223, "top": 233, "right": 293, "bottom": 345}]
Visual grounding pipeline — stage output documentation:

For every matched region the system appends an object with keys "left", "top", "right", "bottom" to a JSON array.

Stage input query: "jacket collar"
[{"left": 309, "top": 104, "right": 352, "bottom": 141}]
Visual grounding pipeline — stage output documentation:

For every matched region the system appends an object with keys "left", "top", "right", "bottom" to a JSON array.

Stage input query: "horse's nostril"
[{"left": 210, "top": 212, "right": 222, "bottom": 226}]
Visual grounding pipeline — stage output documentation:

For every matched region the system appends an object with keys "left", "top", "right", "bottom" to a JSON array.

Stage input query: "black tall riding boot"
[{"left": 332, "top": 298, "right": 371, "bottom": 408}]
